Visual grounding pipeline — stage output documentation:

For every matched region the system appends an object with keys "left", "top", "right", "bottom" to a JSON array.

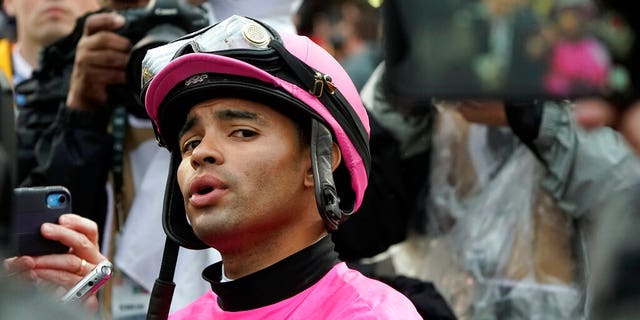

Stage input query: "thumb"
[{"left": 84, "top": 12, "right": 126, "bottom": 36}]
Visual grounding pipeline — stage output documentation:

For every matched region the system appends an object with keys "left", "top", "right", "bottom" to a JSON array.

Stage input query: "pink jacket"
[{"left": 169, "top": 262, "right": 422, "bottom": 319}]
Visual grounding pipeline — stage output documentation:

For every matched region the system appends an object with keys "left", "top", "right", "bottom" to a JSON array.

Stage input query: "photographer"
[
  {"left": 13, "top": 0, "right": 303, "bottom": 318},
  {"left": 351, "top": 60, "right": 640, "bottom": 319}
]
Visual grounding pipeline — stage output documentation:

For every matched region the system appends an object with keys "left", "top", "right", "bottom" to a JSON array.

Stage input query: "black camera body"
[
  {"left": 117, "top": 0, "right": 208, "bottom": 44},
  {"left": 17, "top": 0, "right": 209, "bottom": 120},
  {"left": 116, "top": 0, "right": 209, "bottom": 109}
]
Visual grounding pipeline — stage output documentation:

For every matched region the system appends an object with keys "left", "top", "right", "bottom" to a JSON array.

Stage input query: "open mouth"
[
  {"left": 188, "top": 176, "right": 227, "bottom": 207},
  {"left": 197, "top": 186, "right": 214, "bottom": 194}
]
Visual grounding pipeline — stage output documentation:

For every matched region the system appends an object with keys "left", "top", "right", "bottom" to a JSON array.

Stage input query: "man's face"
[
  {"left": 176, "top": 97, "right": 313, "bottom": 251},
  {"left": 4, "top": 0, "right": 100, "bottom": 47}
]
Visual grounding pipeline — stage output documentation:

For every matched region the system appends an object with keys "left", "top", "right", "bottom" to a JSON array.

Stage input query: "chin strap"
[
  {"left": 146, "top": 236, "right": 179, "bottom": 320},
  {"left": 310, "top": 119, "right": 346, "bottom": 231}
]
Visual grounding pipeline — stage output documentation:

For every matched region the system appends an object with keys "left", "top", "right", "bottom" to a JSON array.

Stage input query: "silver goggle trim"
[{"left": 141, "top": 15, "right": 275, "bottom": 90}]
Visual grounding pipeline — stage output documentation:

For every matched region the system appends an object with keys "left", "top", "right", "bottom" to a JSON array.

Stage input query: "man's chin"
[{"left": 40, "top": 25, "right": 75, "bottom": 46}]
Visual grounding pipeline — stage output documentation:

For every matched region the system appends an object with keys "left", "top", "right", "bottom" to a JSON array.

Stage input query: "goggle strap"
[
  {"left": 268, "top": 40, "right": 371, "bottom": 174},
  {"left": 268, "top": 40, "right": 317, "bottom": 93}
]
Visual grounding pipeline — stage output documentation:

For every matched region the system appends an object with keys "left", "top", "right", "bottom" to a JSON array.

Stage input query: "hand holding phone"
[
  {"left": 61, "top": 260, "right": 113, "bottom": 303},
  {"left": 11, "top": 186, "right": 72, "bottom": 256}
]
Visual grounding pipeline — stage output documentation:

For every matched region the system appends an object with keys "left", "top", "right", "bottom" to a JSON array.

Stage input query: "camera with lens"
[
  {"left": 115, "top": 0, "right": 209, "bottom": 110},
  {"left": 15, "top": 0, "right": 208, "bottom": 122}
]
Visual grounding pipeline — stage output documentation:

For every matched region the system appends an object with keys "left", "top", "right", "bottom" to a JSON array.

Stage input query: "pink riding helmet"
[{"left": 141, "top": 15, "right": 370, "bottom": 242}]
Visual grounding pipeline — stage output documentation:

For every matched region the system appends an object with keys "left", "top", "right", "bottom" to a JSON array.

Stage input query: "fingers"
[
  {"left": 3, "top": 256, "right": 38, "bottom": 281},
  {"left": 76, "top": 30, "right": 132, "bottom": 55},
  {"left": 573, "top": 98, "right": 619, "bottom": 129},
  {"left": 39, "top": 216, "right": 107, "bottom": 265},
  {"left": 4, "top": 256, "right": 36, "bottom": 273},
  {"left": 31, "top": 253, "right": 90, "bottom": 274},
  {"left": 3, "top": 214, "right": 110, "bottom": 305},
  {"left": 619, "top": 101, "right": 640, "bottom": 154},
  {"left": 78, "top": 48, "right": 131, "bottom": 70},
  {"left": 58, "top": 214, "right": 100, "bottom": 247},
  {"left": 83, "top": 12, "right": 126, "bottom": 36},
  {"left": 455, "top": 100, "right": 508, "bottom": 126},
  {"left": 68, "top": 12, "right": 132, "bottom": 110},
  {"left": 33, "top": 266, "right": 84, "bottom": 290},
  {"left": 457, "top": 99, "right": 504, "bottom": 110}
]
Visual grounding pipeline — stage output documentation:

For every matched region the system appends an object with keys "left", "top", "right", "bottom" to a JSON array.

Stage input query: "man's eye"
[
  {"left": 231, "top": 129, "right": 257, "bottom": 138},
  {"left": 182, "top": 139, "right": 201, "bottom": 153}
]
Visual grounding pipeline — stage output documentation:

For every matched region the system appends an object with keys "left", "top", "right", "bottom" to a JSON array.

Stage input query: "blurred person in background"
[
  {"left": 330, "top": 0, "right": 382, "bottom": 90},
  {"left": 0, "top": 0, "right": 99, "bottom": 106},
  {"left": 0, "top": 1, "right": 16, "bottom": 40},
  {"left": 351, "top": 61, "right": 640, "bottom": 320},
  {"left": 543, "top": 0, "right": 612, "bottom": 97}
]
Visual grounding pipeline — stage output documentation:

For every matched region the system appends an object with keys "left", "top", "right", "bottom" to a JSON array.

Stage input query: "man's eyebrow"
[
  {"left": 215, "top": 109, "right": 263, "bottom": 123},
  {"left": 178, "top": 116, "right": 198, "bottom": 141}
]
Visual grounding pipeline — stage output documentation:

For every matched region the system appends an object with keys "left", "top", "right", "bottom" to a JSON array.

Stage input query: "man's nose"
[{"left": 190, "top": 137, "right": 222, "bottom": 168}]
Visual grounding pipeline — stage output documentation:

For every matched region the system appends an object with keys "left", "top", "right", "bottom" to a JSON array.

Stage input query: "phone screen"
[{"left": 383, "top": 0, "right": 635, "bottom": 104}]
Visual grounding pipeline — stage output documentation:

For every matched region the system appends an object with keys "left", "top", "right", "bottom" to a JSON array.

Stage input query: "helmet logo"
[
  {"left": 242, "top": 23, "right": 270, "bottom": 47},
  {"left": 185, "top": 74, "right": 209, "bottom": 87}
]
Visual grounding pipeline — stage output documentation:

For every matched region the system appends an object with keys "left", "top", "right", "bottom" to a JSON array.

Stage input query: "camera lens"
[
  {"left": 47, "top": 192, "right": 68, "bottom": 209},
  {"left": 88, "top": 281, "right": 94, "bottom": 287}
]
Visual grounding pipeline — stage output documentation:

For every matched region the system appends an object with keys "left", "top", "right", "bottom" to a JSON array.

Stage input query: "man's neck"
[
  {"left": 220, "top": 226, "right": 327, "bottom": 279},
  {"left": 15, "top": 41, "right": 40, "bottom": 70},
  {"left": 11, "top": 44, "right": 35, "bottom": 84},
  {"left": 202, "top": 234, "right": 340, "bottom": 311}
]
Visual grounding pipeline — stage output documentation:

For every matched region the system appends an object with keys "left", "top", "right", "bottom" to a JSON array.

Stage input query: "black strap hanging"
[
  {"left": 146, "top": 236, "right": 180, "bottom": 320},
  {"left": 111, "top": 104, "right": 128, "bottom": 230}
]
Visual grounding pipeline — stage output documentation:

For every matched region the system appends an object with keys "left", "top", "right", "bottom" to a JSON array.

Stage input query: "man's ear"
[
  {"left": 304, "top": 147, "right": 315, "bottom": 187},
  {"left": 304, "top": 142, "right": 341, "bottom": 187},
  {"left": 331, "top": 142, "right": 341, "bottom": 171}
]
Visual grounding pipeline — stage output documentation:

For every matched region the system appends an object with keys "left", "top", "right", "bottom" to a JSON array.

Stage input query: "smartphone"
[
  {"left": 61, "top": 260, "right": 113, "bottom": 303},
  {"left": 11, "top": 186, "right": 72, "bottom": 256},
  {"left": 383, "top": 0, "right": 636, "bottom": 105}
]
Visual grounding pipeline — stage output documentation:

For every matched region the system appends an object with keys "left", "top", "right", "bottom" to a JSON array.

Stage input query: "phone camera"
[
  {"left": 46, "top": 193, "right": 68, "bottom": 209},
  {"left": 88, "top": 281, "right": 94, "bottom": 287},
  {"left": 101, "top": 265, "right": 112, "bottom": 274}
]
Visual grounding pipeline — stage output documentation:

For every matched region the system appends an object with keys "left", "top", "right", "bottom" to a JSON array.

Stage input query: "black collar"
[{"left": 202, "top": 235, "right": 340, "bottom": 311}]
